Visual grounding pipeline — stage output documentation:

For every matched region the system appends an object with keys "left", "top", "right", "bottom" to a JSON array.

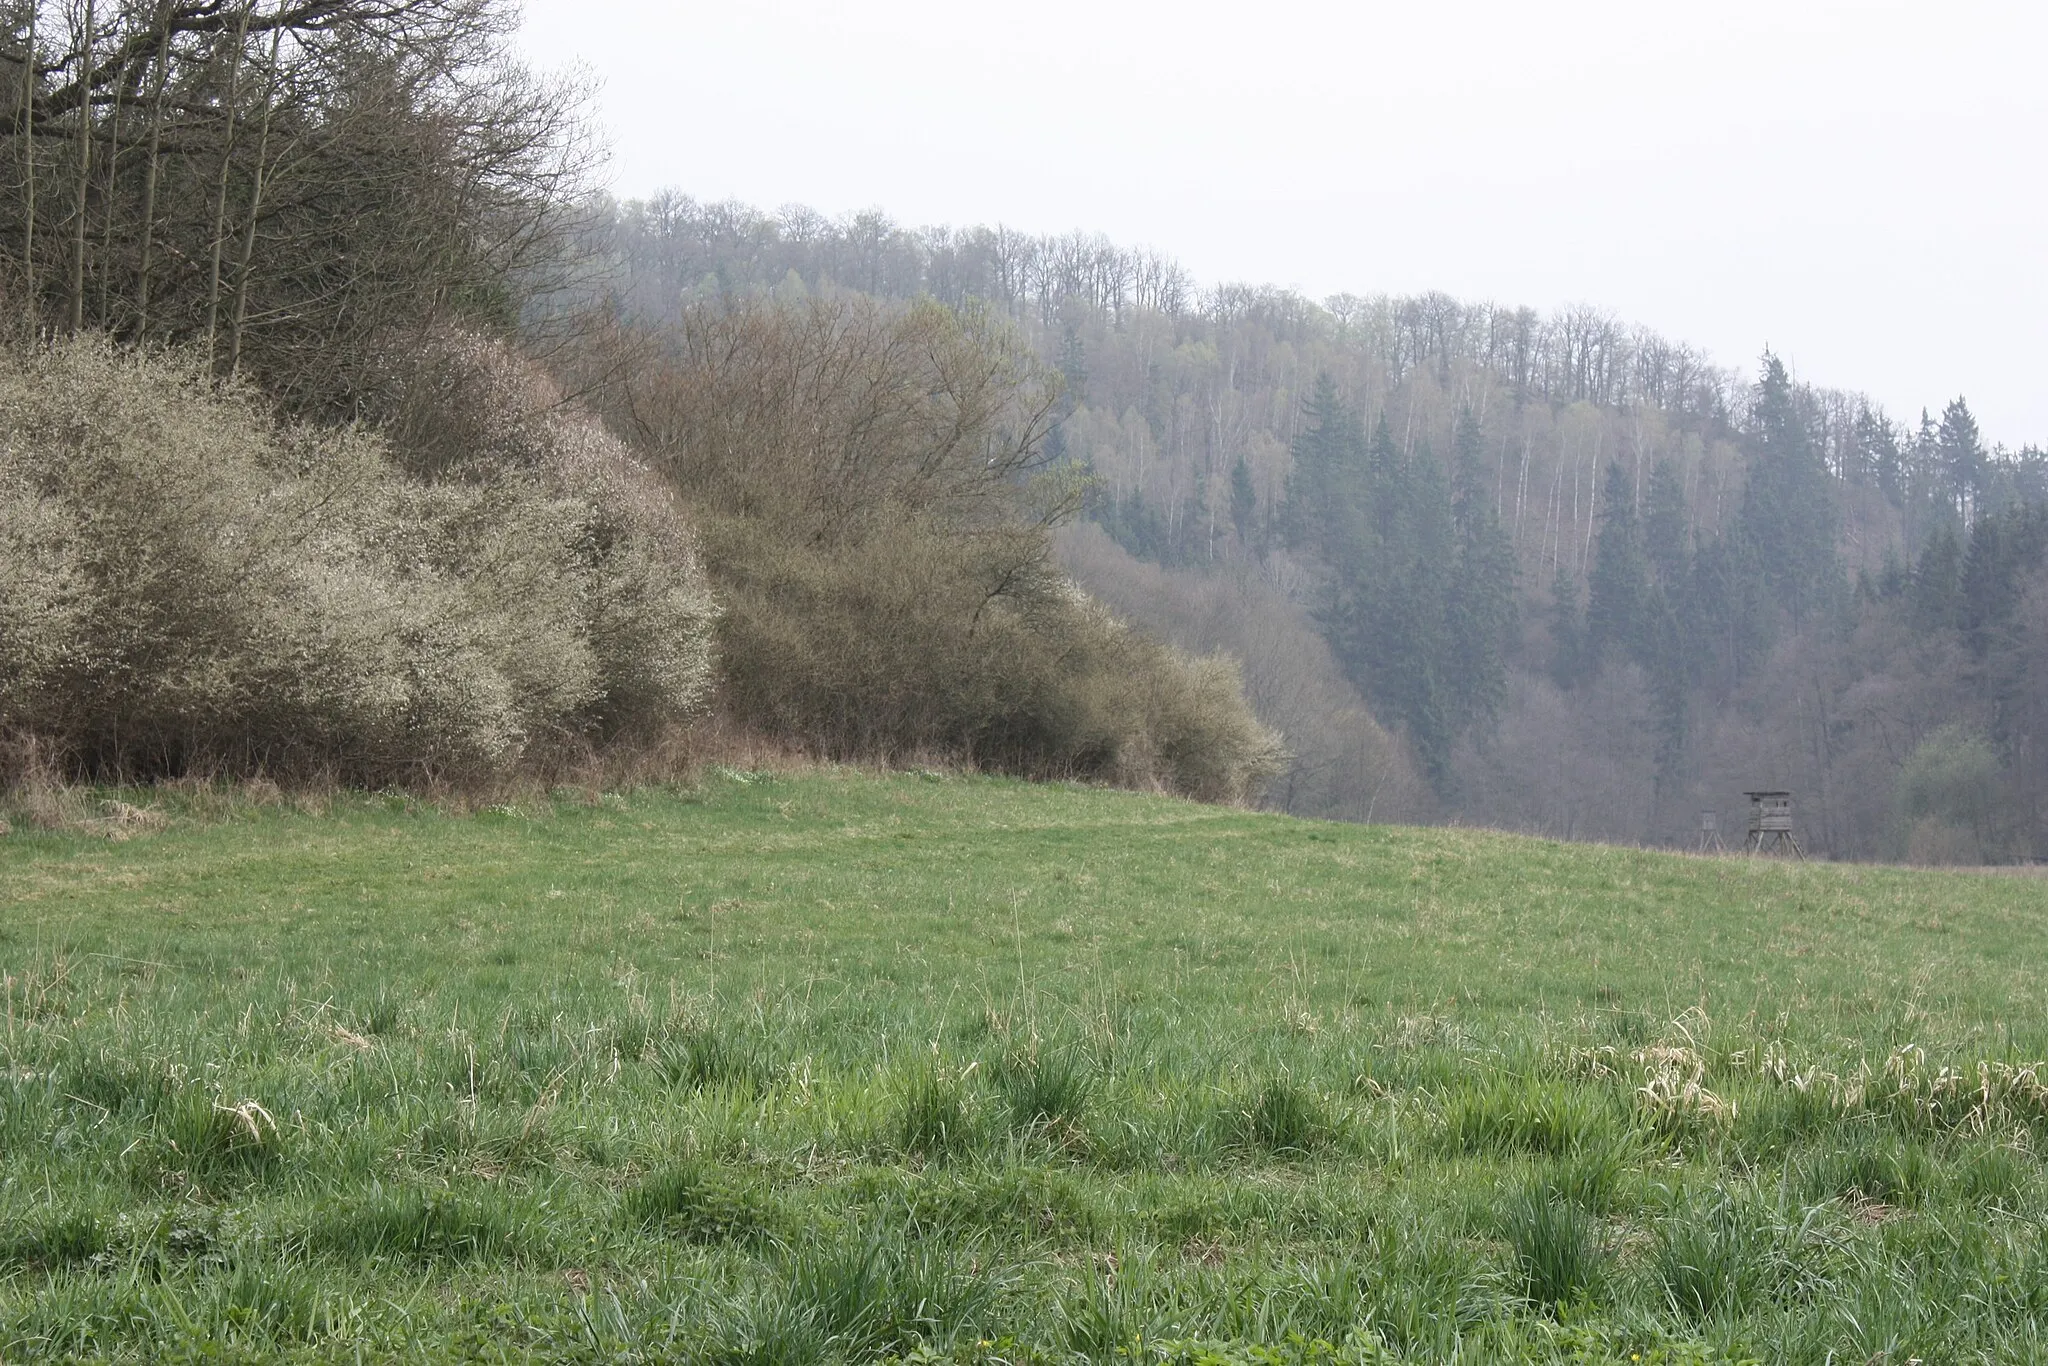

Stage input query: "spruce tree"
[
  {"left": 1586, "top": 462, "right": 1653, "bottom": 672},
  {"left": 1937, "top": 397, "right": 1986, "bottom": 527},
  {"left": 1686, "top": 532, "right": 1772, "bottom": 695},
  {"left": 1642, "top": 460, "right": 1691, "bottom": 593},
  {"left": 1229, "top": 454, "right": 1258, "bottom": 550},
  {"left": 1911, "top": 523, "right": 1964, "bottom": 634},
  {"left": 1549, "top": 568, "right": 1585, "bottom": 690},
  {"left": 1857, "top": 406, "right": 1904, "bottom": 508},
  {"left": 1446, "top": 409, "right": 1517, "bottom": 737},
  {"left": 1281, "top": 375, "right": 1364, "bottom": 555},
  {"left": 1736, "top": 353, "right": 1839, "bottom": 627}
]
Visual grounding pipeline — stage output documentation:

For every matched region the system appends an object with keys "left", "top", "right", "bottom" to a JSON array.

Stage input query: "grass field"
[{"left": 4, "top": 770, "right": 2048, "bottom": 1363}]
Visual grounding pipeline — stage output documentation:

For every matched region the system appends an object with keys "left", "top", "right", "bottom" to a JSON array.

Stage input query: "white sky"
[{"left": 516, "top": 0, "right": 2048, "bottom": 447}]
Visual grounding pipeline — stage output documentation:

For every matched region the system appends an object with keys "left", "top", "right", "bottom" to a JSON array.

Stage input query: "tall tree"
[
  {"left": 1937, "top": 396, "right": 1986, "bottom": 527},
  {"left": 1736, "top": 352, "right": 1839, "bottom": 628},
  {"left": 1912, "top": 522, "right": 1963, "bottom": 634},
  {"left": 1445, "top": 407, "right": 1516, "bottom": 737},
  {"left": 1642, "top": 459, "right": 1690, "bottom": 593},
  {"left": 1586, "top": 461, "right": 1652, "bottom": 673},
  {"left": 64, "top": 0, "right": 88, "bottom": 333},
  {"left": 1228, "top": 452, "right": 1256, "bottom": 550}
]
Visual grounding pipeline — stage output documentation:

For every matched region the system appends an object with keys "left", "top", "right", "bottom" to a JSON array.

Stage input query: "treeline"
[
  {"left": 593, "top": 197, "right": 2048, "bottom": 860},
  {"left": 603, "top": 194, "right": 1749, "bottom": 420},
  {"left": 0, "top": 4, "right": 1282, "bottom": 810},
  {"left": 0, "top": 0, "right": 588, "bottom": 413}
]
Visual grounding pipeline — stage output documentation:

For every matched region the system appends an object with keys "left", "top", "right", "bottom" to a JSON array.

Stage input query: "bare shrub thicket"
[
  {"left": 579, "top": 295, "right": 1284, "bottom": 803},
  {"left": 0, "top": 333, "right": 714, "bottom": 787}
]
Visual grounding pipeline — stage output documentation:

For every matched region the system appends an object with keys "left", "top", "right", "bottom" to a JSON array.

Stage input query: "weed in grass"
[
  {"left": 1797, "top": 1133, "right": 1933, "bottom": 1207},
  {"left": 1237, "top": 1076, "right": 1328, "bottom": 1156},
  {"left": 58, "top": 1050, "right": 165, "bottom": 1116},
  {"left": 775, "top": 1231, "right": 996, "bottom": 1357},
  {"left": 1730, "top": 1081, "right": 1841, "bottom": 1160},
  {"left": 1446, "top": 1077, "right": 1615, "bottom": 1156},
  {"left": 656, "top": 1022, "right": 770, "bottom": 1092},
  {"left": 896, "top": 1067, "right": 979, "bottom": 1163},
  {"left": 208, "top": 1259, "right": 331, "bottom": 1344},
  {"left": 1654, "top": 1191, "right": 1768, "bottom": 1320},
  {"left": 1954, "top": 1142, "right": 2033, "bottom": 1207},
  {"left": 1500, "top": 1185, "right": 1603, "bottom": 1310},
  {"left": 0, "top": 1210, "right": 106, "bottom": 1270},
  {"left": 990, "top": 1044, "right": 1092, "bottom": 1135},
  {"left": 1539, "top": 1141, "right": 1635, "bottom": 1213},
  {"left": 623, "top": 1161, "right": 776, "bottom": 1243},
  {"left": 1356, "top": 1222, "right": 1489, "bottom": 1357},
  {"left": 308, "top": 1187, "right": 528, "bottom": 1264},
  {"left": 148, "top": 1090, "right": 282, "bottom": 1181}
]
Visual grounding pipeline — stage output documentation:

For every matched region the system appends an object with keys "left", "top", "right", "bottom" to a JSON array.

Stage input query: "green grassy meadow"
[{"left": 3, "top": 771, "right": 2047, "bottom": 1362}]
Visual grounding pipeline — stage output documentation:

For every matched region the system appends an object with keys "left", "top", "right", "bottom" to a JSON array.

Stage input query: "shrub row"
[{"left": 0, "top": 334, "right": 715, "bottom": 784}]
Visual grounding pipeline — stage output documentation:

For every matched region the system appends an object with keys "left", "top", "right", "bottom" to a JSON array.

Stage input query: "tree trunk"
[
  {"left": 132, "top": 31, "right": 167, "bottom": 335},
  {"left": 67, "top": 0, "right": 92, "bottom": 334},
  {"left": 93, "top": 0, "right": 124, "bottom": 326},
  {"left": 225, "top": 22, "right": 280, "bottom": 380},
  {"left": 19, "top": 0, "right": 38, "bottom": 307},
  {"left": 202, "top": 2, "right": 253, "bottom": 369}
]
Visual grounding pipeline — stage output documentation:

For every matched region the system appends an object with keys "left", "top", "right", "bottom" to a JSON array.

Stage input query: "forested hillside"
[{"left": 590, "top": 196, "right": 2048, "bottom": 861}]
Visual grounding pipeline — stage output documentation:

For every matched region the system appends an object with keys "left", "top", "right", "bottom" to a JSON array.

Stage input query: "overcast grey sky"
[{"left": 516, "top": 1, "right": 2046, "bottom": 446}]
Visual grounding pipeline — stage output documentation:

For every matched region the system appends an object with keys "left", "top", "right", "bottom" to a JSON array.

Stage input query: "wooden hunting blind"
[{"left": 1744, "top": 791, "right": 1803, "bottom": 858}]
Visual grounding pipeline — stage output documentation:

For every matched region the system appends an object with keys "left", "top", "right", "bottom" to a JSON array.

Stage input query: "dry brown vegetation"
[{"left": 573, "top": 294, "right": 1286, "bottom": 804}]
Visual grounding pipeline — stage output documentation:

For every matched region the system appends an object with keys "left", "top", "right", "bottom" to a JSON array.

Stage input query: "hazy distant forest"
[
  {"left": 1, "top": 0, "right": 2042, "bottom": 861},
  {"left": 591, "top": 198, "right": 2048, "bottom": 863}
]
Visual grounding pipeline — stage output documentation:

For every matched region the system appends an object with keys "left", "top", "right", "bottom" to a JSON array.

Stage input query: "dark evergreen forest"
[{"left": 586, "top": 195, "right": 2048, "bottom": 862}]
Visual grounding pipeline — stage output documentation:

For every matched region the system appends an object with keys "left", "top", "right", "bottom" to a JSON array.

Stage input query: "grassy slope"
[{"left": 3, "top": 772, "right": 2046, "bottom": 1362}]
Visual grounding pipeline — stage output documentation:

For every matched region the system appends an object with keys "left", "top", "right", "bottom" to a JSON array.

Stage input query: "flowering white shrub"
[{"left": 0, "top": 335, "right": 715, "bottom": 782}]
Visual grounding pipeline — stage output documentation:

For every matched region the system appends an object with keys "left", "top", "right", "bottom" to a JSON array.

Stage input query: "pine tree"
[
  {"left": 1736, "top": 353, "right": 1840, "bottom": 627},
  {"left": 1911, "top": 523, "right": 1963, "bottom": 634},
  {"left": 1280, "top": 375, "right": 1364, "bottom": 555},
  {"left": 1445, "top": 409, "right": 1517, "bottom": 736},
  {"left": 1856, "top": 406, "right": 1904, "bottom": 508},
  {"left": 1642, "top": 460, "right": 1691, "bottom": 593},
  {"left": 1586, "top": 462, "right": 1653, "bottom": 672},
  {"left": 1937, "top": 397, "right": 1986, "bottom": 527},
  {"left": 1549, "top": 568, "right": 1585, "bottom": 690},
  {"left": 1229, "top": 454, "right": 1258, "bottom": 551}
]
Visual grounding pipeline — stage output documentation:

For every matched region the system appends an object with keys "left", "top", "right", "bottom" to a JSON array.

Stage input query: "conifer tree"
[
  {"left": 1857, "top": 406, "right": 1904, "bottom": 507},
  {"left": 1280, "top": 374, "right": 1363, "bottom": 555},
  {"left": 1912, "top": 523, "right": 1964, "bottom": 634},
  {"left": 1445, "top": 409, "right": 1516, "bottom": 736},
  {"left": 1937, "top": 397, "right": 1986, "bottom": 527},
  {"left": 1229, "top": 453, "right": 1257, "bottom": 550},
  {"left": 1549, "top": 568, "right": 1584, "bottom": 690},
  {"left": 1642, "top": 460, "right": 1690, "bottom": 593},
  {"left": 1586, "top": 462, "right": 1653, "bottom": 672},
  {"left": 1736, "top": 353, "right": 1839, "bottom": 627}
]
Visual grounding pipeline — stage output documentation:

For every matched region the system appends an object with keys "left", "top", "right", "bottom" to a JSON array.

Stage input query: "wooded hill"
[{"left": 589, "top": 196, "right": 2048, "bottom": 862}]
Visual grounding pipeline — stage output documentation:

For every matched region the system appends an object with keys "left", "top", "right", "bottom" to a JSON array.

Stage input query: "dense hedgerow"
[{"left": 0, "top": 334, "right": 715, "bottom": 784}]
